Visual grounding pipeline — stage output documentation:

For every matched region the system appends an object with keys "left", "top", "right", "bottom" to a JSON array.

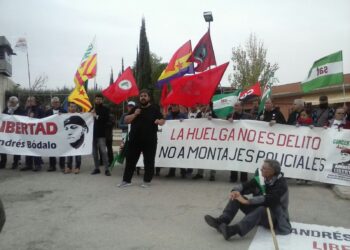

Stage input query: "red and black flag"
[{"left": 188, "top": 30, "right": 216, "bottom": 72}]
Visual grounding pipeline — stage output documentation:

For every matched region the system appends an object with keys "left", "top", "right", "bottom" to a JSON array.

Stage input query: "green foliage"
[{"left": 229, "top": 33, "right": 279, "bottom": 89}]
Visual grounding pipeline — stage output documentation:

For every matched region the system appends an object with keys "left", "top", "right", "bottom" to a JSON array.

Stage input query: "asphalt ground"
[{"left": 0, "top": 156, "right": 349, "bottom": 250}]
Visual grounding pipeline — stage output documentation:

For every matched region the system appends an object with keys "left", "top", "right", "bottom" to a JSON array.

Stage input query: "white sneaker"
[
  {"left": 118, "top": 181, "right": 132, "bottom": 188},
  {"left": 140, "top": 182, "right": 151, "bottom": 188}
]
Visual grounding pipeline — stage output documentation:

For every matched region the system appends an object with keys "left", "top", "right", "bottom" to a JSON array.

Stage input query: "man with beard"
[
  {"left": 257, "top": 98, "right": 286, "bottom": 125},
  {"left": 312, "top": 95, "right": 334, "bottom": 127},
  {"left": 0, "top": 96, "right": 25, "bottom": 169},
  {"left": 118, "top": 89, "right": 165, "bottom": 188},
  {"left": 90, "top": 94, "right": 111, "bottom": 176},
  {"left": 45, "top": 97, "right": 67, "bottom": 172}
]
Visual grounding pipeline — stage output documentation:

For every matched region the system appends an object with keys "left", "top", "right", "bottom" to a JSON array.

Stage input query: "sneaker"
[
  {"left": 91, "top": 169, "right": 101, "bottom": 175},
  {"left": 140, "top": 182, "right": 151, "bottom": 188},
  {"left": 74, "top": 168, "right": 80, "bottom": 174},
  {"left": 118, "top": 181, "right": 132, "bottom": 188},
  {"left": 192, "top": 174, "right": 203, "bottom": 180},
  {"left": 219, "top": 224, "right": 230, "bottom": 240},
  {"left": 64, "top": 168, "right": 72, "bottom": 174},
  {"left": 204, "top": 215, "right": 220, "bottom": 231},
  {"left": 218, "top": 223, "right": 239, "bottom": 240},
  {"left": 105, "top": 170, "right": 111, "bottom": 176}
]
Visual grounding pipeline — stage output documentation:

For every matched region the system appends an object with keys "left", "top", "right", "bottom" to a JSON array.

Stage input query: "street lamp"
[{"left": 203, "top": 11, "right": 213, "bottom": 30}]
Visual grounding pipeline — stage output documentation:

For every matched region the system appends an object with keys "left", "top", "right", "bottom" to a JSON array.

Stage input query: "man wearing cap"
[
  {"left": 204, "top": 159, "right": 291, "bottom": 240},
  {"left": 118, "top": 89, "right": 165, "bottom": 188},
  {"left": 118, "top": 101, "right": 136, "bottom": 137}
]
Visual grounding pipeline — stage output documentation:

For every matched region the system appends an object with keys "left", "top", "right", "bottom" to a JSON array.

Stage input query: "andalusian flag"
[
  {"left": 253, "top": 168, "right": 266, "bottom": 195},
  {"left": 258, "top": 81, "right": 273, "bottom": 113},
  {"left": 68, "top": 85, "right": 92, "bottom": 112},
  {"left": 74, "top": 38, "right": 97, "bottom": 87},
  {"left": 302, "top": 51, "right": 343, "bottom": 93},
  {"left": 212, "top": 89, "right": 241, "bottom": 119},
  {"left": 157, "top": 40, "right": 194, "bottom": 87}
]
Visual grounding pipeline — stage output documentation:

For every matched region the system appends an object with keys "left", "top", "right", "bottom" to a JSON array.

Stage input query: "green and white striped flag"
[
  {"left": 258, "top": 81, "right": 272, "bottom": 114},
  {"left": 302, "top": 51, "right": 343, "bottom": 93},
  {"left": 212, "top": 89, "right": 241, "bottom": 119},
  {"left": 253, "top": 168, "right": 266, "bottom": 195}
]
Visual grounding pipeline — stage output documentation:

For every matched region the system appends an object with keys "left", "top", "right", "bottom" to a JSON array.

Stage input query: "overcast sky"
[{"left": 1, "top": 0, "right": 349, "bottom": 90}]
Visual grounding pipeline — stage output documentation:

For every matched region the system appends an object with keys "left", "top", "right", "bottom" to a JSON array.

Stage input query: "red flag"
[
  {"left": 188, "top": 31, "right": 216, "bottom": 72},
  {"left": 238, "top": 82, "right": 261, "bottom": 101},
  {"left": 163, "top": 62, "right": 229, "bottom": 107},
  {"left": 160, "top": 84, "right": 168, "bottom": 106},
  {"left": 102, "top": 67, "right": 139, "bottom": 104}
]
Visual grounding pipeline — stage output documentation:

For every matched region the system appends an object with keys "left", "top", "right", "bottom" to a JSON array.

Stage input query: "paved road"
[{"left": 0, "top": 157, "right": 349, "bottom": 250}]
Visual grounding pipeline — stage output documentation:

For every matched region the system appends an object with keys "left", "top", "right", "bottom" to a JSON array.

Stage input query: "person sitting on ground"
[{"left": 204, "top": 159, "right": 291, "bottom": 240}]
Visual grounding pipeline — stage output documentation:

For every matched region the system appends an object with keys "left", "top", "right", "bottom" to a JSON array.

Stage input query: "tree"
[
  {"left": 229, "top": 33, "right": 279, "bottom": 89},
  {"left": 150, "top": 52, "right": 167, "bottom": 104},
  {"left": 136, "top": 18, "right": 152, "bottom": 92},
  {"left": 31, "top": 74, "right": 48, "bottom": 91}
]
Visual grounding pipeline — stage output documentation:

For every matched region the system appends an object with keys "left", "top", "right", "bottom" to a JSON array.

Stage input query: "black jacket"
[
  {"left": 257, "top": 109, "right": 286, "bottom": 124},
  {"left": 233, "top": 173, "right": 292, "bottom": 235},
  {"left": 45, "top": 107, "right": 67, "bottom": 117},
  {"left": 93, "top": 104, "right": 110, "bottom": 138}
]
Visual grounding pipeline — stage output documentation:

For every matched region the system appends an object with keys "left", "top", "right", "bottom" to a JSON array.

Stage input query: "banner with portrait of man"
[{"left": 0, "top": 113, "right": 94, "bottom": 156}]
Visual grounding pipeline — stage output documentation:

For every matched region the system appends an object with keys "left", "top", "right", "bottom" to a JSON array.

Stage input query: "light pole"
[{"left": 203, "top": 11, "right": 213, "bottom": 31}]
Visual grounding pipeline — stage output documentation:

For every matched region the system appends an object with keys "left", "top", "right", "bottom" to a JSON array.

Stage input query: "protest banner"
[
  {"left": 249, "top": 222, "right": 350, "bottom": 250},
  {"left": 138, "top": 119, "right": 350, "bottom": 186},
  {"left": 0, "top": 113, "right": 93, "bottom": 157}
]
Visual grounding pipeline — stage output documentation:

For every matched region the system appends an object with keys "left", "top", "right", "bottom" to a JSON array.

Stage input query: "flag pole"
[
  {"left": 266, "top": 207, "right": 279, "bottom": 250},
  {"left": 26, "top": 45, "right": 32, "bottom": 93}
]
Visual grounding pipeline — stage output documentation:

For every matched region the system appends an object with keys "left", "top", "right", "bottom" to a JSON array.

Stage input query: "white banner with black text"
[
  {"left": 140, "top": 119, "right": 350, "bottom": 186},
  {"left": 0, "top": 113, "right": 93, "bottom": 156}
]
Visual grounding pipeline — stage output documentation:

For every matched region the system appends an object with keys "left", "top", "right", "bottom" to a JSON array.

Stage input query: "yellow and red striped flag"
[
  {"left": 68, "top": 85, "right": 92, "bottom": 112},
  {"left": 74, "top": 38, "right": 97, "bottom": 87}
]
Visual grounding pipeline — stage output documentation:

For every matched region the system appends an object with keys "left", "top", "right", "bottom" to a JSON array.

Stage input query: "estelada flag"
[
  {"left": 157, "top": 40, "right": 194, "bottom": 87},
  {"left": 68, "top": 85, "right": 92, "bottom": 112},
  {"left": 163, "top": 62, "right": 229, "bottom": 107},
  {"left": 238, "top": 82, "right": 261, "bottom": 101},
  {"left": 74, "top": 38, "right": 97, "bottom": 87},
  {"left": 188, "top": 30, "right": 216, "bottom": 72},
  {"left": 102, "top": 67, "right": 139, "bottom": 104}
]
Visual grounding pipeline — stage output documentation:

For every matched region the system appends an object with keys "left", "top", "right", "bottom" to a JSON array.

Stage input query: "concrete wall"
[{"left": 0, "top": 75, "right": 16, "bottom": 112}]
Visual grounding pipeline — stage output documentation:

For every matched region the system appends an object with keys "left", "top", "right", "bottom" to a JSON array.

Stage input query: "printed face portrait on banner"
[{"left": 63, "top": 116, "right": 89, "bottom": 149}]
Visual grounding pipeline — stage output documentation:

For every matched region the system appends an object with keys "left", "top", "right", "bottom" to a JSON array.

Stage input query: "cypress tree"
[{"left": 137, "top": 17, "right": 152, "bottom": 93}]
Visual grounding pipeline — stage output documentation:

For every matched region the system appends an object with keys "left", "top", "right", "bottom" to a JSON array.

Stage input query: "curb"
[{"left": 332, "top": 185, "right": 350, "bottom": 200}]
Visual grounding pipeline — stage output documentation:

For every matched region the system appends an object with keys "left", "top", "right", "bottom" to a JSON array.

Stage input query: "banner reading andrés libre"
[
  {"left": 151, "top": 119, "right": 350, "bottom": 186},
  {"left": 0, "top": 113, "right": 93, "bottom": 157}
]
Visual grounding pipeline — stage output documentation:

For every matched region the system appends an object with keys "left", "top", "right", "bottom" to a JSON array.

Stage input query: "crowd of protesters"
[{"left": 1, "top": 92, "right": 350, "bottom": 187}]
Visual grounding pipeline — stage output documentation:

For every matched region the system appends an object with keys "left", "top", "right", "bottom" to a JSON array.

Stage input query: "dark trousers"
[
  {"left": 123, "top": 138, "right": 157, "bottom": 183},
  {"left": 167, "top": 167, "right": 186, "bottom": 176},
  {"left": 49, "top": 157, "right": 66, "bottom": 169},
  {"left": 219, "top": 199, "right": 273, "bottom": 236},
  {"left": 66, "top": 156, "right": 81, "bottom": 169},
  {"left": 25, "top": 156, "right": 42, "bottom": 168},
  {"left": 0, "top": 154, "right": 20, "bottom": 167},
  {"left": 106, "top": 138, "right": 114, "bottom": 165},
  {"left": 230, "top": 171, "right": 248, "bottom": 182}
]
